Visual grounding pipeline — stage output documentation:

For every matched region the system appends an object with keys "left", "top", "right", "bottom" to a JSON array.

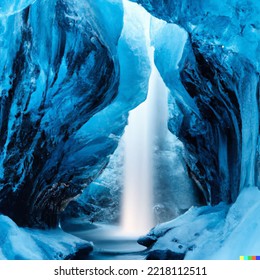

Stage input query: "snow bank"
[
  {"left": 0, "top": 215, "right": 92, "bottom": 260},
  {"left": 144, "top": 187, "right": 260, "bottom": 260}
]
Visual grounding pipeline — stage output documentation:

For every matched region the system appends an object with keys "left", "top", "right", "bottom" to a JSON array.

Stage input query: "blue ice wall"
[
  {"left": 1, "top": 0, "right": 259, "bottom": 228},
  {"left": 63, "top": 1, "right": 152, "bottom": 224},
  {"left": 133, "top": 0, "right": 260, "bottom": 204},
  {"left": 0, "top": 0, "right": 36, "bottom": 16},
  {"left": 0, "top": 0, "right": 126, "bottom": 228}
]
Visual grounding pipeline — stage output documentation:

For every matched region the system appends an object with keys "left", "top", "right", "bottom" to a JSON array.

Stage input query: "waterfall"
[
  {"left": 120, "top": 2, "right": 170, "bottom": 236},
  {"left": 120, "top": 91, "right": 154, "bottom": 236}
]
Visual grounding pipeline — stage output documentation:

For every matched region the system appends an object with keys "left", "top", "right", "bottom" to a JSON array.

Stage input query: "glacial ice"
[
  {"left": 133, "top": 0, "right": 260, "bottom": 205},
  {"left": 0, "top": 0, "right": 126, "bottom": 228},
  {"left": 0, "top": 214, "right": 92, "bottom": 260},
  {"left": 0, "top": 0, "right": 36, "bottom": 17},
  {"left": 144, "top": 187, "right": 260, "bottom": 260},
  {"left": 63, "top": 0, "right": 152, "bottom": 224},
  {"left": 0, "top": 0, "right": 259, "bottom": 261},
  {"left": 64, "top": 1, "right": 201, "bottom": 226}
]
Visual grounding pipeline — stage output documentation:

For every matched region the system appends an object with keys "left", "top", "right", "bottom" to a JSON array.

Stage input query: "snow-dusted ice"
[
  {"left": 0, "top": 214, "right": 92, "bottom": 260},
  {"left": 0, "top": 0, "right": 259, "bottom": 260},
  {"left": 143, "top": 187, "right": 260, "bottom": 260}
]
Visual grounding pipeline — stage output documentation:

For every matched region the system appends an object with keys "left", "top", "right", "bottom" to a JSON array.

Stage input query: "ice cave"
[{"left": 0, "top": 0, "right": 259, "bottom": 260}]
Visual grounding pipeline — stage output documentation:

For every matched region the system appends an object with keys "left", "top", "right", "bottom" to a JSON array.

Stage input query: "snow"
[
  {"left": 211, "top": 187, "right": 260, "bottom": 259},
  {"left": 0, "top": 215, "right": 92, "bottom": 260},
  {"left": 146, "top": 187, "right": 260, "bottom": 260}
]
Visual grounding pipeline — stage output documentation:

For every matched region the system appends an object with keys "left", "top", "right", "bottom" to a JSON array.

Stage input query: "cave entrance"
[{"left": 61, "top": 0, "right": 200, "bottom": 259}]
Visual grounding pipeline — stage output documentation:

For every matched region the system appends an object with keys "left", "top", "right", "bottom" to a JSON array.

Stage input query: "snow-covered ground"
[
  {"left": 144, "top": 187, "right": 260, "bottom": 260},
  {"left": 1, "top": 187, "right": 260, "bottom": 260},
  {"left": 0, "top": 215, "right": 93, "bottom": 260}
]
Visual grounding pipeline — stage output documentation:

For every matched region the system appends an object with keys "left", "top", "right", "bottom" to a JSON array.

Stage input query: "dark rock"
[
  {"left": 146, "top": 250, "right": 185, "bottom": 260},
  {"left": 138, "top": 235, "right": 157, "bottom": 248},
  {"left": 65, "top": 244, "right": 94, "bottom": 260},
  {"left": 61, "top": 218, "right": 98, "bottom": 233}
]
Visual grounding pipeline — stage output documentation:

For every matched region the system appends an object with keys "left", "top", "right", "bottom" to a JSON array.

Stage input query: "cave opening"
[
  {"left": 61, "top": 0, "right": 202, "bottom": 259},
  {"left": 0, "top": 0, "right": 259, "bottom": 261}
]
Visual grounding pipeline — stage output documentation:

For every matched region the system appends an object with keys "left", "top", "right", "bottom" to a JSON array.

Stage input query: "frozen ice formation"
[
  {"left": 0, "top": 214, "right": 92, "bottom": 259},
  {"left": 141, "top": 187, "right": 260, "bottom": 260},
  {"left": 0, "top": 0, "right": 152, "bottom": 228},
  {"left": 132, "top": 0, "right": 260, "bottom": 204},
  {"left": 0, "top": 0, "right": 259, "bottom": 245},
  {"left": 0, "top": 0, "right": 123, "bottom": 228}
]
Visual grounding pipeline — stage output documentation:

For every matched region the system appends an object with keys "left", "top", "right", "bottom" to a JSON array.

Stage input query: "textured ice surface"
[
  {"left": 0, "top": 0, "right": 154, "bottom": 228},
  {"left": 0, "top": 0, "right": 37, "bottom": 16},
  {"left": 63, "top": 0, "right": 152, "bottom": 223},
  {"left": 0, "top": 214, "right": 92, "bottom": 260},
  {"left": 64, "top": 2, "right": 200, "bottom": 226},
  {"left": 0, "top": 0, "right": 259, "bottom": 260},
  {"left": 132, "top": 0, "right": 260, "bottom": 204},
  {"left": 0, "top": 0, "right": 126, "bottom": 228},
  {"left": 144, "top": 187, "right": 260, "bottom": 259}
]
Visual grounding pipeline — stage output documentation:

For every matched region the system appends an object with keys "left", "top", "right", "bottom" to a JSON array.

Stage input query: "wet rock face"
[
  {"left": 132, "top": 0, "right": 260, "bottom": 204},
  {"left": 0, "top": 0, "right": 121, "bottom": 228}
]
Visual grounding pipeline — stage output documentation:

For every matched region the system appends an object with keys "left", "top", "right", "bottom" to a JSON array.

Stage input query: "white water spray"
[{"left": 120, "top": 1, "right": 169, "bottom": 236}]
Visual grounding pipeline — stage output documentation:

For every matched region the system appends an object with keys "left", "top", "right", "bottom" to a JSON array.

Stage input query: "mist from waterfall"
[{"left": 120, "top": 0, "right": 170, "bottom": 236}]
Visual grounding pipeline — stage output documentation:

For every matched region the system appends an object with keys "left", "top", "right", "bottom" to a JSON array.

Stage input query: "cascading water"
[
  {"left": 120, "top": 85, "right": 154, "bottom": 236},
  {"left": 61, "top": 1, "right": 201, "bottom": 260},
  {"left": 120, "top": 1, "right": 170, "bottom": 236}
]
